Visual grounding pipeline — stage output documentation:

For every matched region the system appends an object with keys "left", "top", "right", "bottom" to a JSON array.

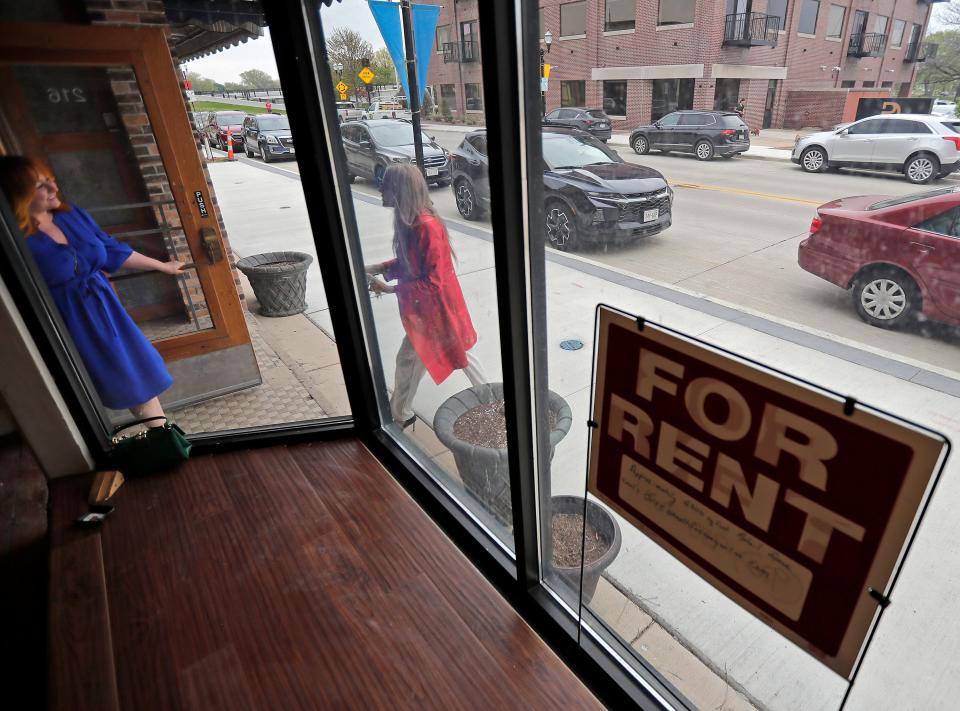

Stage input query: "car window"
[
  {"left": 558, "top": 109, "right": 577, "bottom": 119},
  {"left": 216, "top": 111, "right": 247, "bottom": 124},
  {"left": 466, "top": 134, "right": 488, "bottom": 155},
  {"left": 658, "top": 113, "right": 680, "bottom": 126},
  {"left": 367, "top": 123, "right": 431, "bottom": 146},
  {"left": 542, "top": 133, "right": 621, "bottom": 169},
  {"left": 678, "top": 114, "right": 705, "bottom": 126},
  {"left": 702, "top": 114, "right": 717, "bottom": 125},
  {"left": 257, "top": 115, "right": 289, "bottom": 131},
  {"left": 847, "top": 119, "right": 887, "bottom": 135},
  {"left": 882, "top": 119, "right": 931, "bottom": 134},
  {"left": 341, "top": 125, "right": 355, "bottom": 141},
  {"left": 546, "top": 109, "right": 561, "bottom": 120},
  {"left": 941, "top": 121, "right": 960, "bottom": 134},
  {"left": 869, "top": 187, "right": 960, "bottom": 209},
  {"left": 586, "top": 110, "right": 607, "bottom": 118},
  {"left": 915, "top": 206, "right": 960, "bottom": 237},
  {"left": 720, "top": 115, "right": 747, "bottom": 128}
]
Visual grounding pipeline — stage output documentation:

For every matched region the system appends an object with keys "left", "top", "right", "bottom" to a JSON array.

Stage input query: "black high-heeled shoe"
[{"left": 401, "top": 415, "right": 416, "bottom": 432}]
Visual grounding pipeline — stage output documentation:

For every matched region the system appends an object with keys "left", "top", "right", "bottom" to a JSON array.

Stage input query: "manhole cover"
[{"left": 560, "top": 339, "right": 583, "bottom": 351}]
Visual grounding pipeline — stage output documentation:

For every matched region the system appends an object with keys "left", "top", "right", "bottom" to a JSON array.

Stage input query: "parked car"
[
  {"left": 932, "top": 100, "right": 956, "bottom": 118},
  {"left": 242, "top": 114, "right": 294, "bottom": 162},
  {"left": 363, "top": 101, "right": 411, "bottom": 120},
  {"left": 341, "top": 119, "right": 450, "bottom": 187},
  {"left": 336, "top": 101, "right": 363, "bottom": 123},
  {"left": 449, "top": 127, "right": 672, "bottom": 251},
  {"left": 792, "top": 114, "right": 960, "bottom": 184},
  {"left": 204, "top": 110, "right": 248, "bottom": 151},
  {"left": 629, "top": 111, "right": 750, "bottom": 161},
  {"left": 798, "top": 186, "right": 960, "bottom": 329},
  {"left": 543, "top": 107, "right": 612, "bottom": 142}
]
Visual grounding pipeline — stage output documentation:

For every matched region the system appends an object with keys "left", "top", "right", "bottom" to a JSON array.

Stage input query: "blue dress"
[{"left": 26, "top": 205, "right": 173, "bottom": 410}]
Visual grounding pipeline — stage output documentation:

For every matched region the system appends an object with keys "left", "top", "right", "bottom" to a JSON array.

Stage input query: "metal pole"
[
  {"left": 540, "top": 47, "right": 545, "bottom": 118},
  {"left": 401, "top": 0, "right": 425, "bottom": 174}
]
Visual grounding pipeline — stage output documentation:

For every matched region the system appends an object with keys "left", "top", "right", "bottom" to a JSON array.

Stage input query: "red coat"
[{"left": 384, "top": 212, "right": 477, "bottom": 384}]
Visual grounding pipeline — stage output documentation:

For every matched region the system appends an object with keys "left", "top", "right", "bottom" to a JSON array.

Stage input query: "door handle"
[{"left": 201, "top": 227, "right": 224, "bottom": 264}]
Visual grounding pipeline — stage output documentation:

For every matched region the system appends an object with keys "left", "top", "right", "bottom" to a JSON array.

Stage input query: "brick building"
[{"left": 426, "top": 0, "right": 943, "bottom": 130}]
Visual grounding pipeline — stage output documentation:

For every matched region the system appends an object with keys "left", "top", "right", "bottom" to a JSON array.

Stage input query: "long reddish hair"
[{"left": 0, "top": 155, "right": 70, "bottom": 235}]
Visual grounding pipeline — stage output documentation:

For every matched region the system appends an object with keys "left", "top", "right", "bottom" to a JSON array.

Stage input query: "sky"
[{"left": 183, "top": 0, "right": 386, "bottom": 84}]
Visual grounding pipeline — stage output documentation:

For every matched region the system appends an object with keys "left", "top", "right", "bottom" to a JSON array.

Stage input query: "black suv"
[
  {"left": 543, "top": 107, "right": 613, "bottom": 141},
  {"left": 203, "top": 110, "right": 248, "bottom": 151},
  {"left": 341, "top": 119, "right": 450, "bottom": 188},
  {"left": 449, "top": 127, "right": 672, "bottom": 251},
  {"left": 242, "top": 114, "right": 294, "bottom": 162},
  {"left": 629, "top": 111, "right": 749, "bottom": 160}
]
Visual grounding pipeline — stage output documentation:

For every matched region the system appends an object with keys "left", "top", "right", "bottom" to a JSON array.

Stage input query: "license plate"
[
  {"left": 643, "top": 208, "right": 659, "bottom": 223},
  {"left": 426, "top": 167, "right": 439, "bottom": 177}
]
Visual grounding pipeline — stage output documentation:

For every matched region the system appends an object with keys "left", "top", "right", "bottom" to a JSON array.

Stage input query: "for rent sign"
[{"left": 588, "top": 307, "right": 946, "bottom": 676}]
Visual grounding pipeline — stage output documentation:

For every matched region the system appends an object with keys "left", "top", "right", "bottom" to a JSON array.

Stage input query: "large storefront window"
[
  {"left": 651, "top": 78, "right": 694, "bottom": 121},
  {"left": 713, "top": 77, "right": 741, "bottom": 111},
  {"left": 561, "top": 80, "right": 586, "bottom": 107},
  {"left": 602, "top": 81, "right": 627, "bottom": 117}
]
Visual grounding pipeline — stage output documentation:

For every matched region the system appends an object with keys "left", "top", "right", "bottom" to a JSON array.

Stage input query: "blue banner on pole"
[
  {"left": 368, "top": 1, "right": 409, "bottom": 100},
  {"left": 411, "top": 3, "right": 441, "bottom": 103},
  {"left": 368, "top": 1, "right": 441, "bottom": 104}
]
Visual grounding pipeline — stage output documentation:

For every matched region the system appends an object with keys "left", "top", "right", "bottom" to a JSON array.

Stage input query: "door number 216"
[{"left": 46, "top": 87, "right": 87, "bottom": 104}]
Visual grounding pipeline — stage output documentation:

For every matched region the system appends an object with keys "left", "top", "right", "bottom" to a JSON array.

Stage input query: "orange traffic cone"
[{"left": 227, "top": 129, "right": 235, "bottom": 161}]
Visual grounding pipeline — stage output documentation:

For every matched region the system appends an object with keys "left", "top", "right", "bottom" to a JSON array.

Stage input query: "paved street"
[{"left": 231, "top": 126, "right": 960, "bottom": 376}]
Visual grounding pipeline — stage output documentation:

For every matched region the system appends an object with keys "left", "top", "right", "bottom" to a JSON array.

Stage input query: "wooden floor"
[{"left": 48, "top": 439, "right": 603, "bottom": 710}]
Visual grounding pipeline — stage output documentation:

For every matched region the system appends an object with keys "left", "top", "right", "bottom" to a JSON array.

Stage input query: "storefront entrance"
[{"left": 0, "top": 22, "right": 257, "bottom": 421}]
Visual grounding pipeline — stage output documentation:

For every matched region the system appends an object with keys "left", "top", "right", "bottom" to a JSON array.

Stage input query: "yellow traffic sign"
[
  {"left": 339, "top": 92, "right": 348, "bottom": 101},
  {"left": 543, "top": 64, "right": 551, "bottom": 79},
  {"left": 358, "top": 67, "right": 375, "bottom": 84},
  {"left": 336, "top": 81, "right": 348, "bottom": 93}
]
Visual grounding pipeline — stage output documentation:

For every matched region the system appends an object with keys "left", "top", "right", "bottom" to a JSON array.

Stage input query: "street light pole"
[
  {"left": 401, "top": 0, "right": 425, "bottom": 175},
  {"left": 541, "top": 31, "right": 552, "bottom": 119}
]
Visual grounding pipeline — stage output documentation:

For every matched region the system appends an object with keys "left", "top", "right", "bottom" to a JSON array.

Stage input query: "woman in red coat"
[{"left": 365, "top": 164, "right": 486, "bottom": 430}]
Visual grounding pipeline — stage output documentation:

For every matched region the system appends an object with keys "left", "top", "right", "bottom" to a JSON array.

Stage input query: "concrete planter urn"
[
  {"left": 433, "top": 383, "right": 572, "bottom": 527},
  {"left": 236, "top": 251, "right": 313, "bottom": 317},
  {"left": 548, "top": 495, "right": 622, "bottom": 604}
]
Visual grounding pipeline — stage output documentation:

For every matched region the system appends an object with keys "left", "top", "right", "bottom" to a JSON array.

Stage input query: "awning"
[{"left": 164, "top": 0, "right": 268, "bottom": 62}]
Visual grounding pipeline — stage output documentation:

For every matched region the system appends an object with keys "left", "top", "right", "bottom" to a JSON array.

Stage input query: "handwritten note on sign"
[{"left": 587, "top": 306, "right": 946, "bottom": 677}]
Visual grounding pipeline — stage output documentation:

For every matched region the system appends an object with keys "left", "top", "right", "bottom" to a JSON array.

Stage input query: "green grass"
[{"left": 189, "top": 100, "right": 286, "bottom": 116}]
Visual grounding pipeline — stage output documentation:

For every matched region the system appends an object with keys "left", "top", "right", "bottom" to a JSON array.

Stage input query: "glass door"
[{"left": 0, "top": 23, "right": 258, "bottom": 423}]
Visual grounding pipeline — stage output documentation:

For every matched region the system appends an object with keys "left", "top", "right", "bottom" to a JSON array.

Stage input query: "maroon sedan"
[{"left": 799, "top": 186, "right": 960, "bottom": 329}]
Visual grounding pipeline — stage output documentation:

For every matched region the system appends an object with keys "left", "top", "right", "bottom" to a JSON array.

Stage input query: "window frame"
[
  {"left": 560, "top": 80, "right": 586, "bottom": 108},
  {"left": 657, "top": 0, "right": 696, "bottom": 26},
  {"left": 602, "top": 79, "right": 628, "bottom": 118},
  {"left": 891, "top": 19, "right": 906, "bottom": 48},
  {"left": 604, "top": 0, "right": 636, "bottom": 32},
  {"left": 798, "top": 0, "right": 820, "bottom": 35},
  {"left": 826, "top": 4, "right": 845, "bottom": 38},
  {"left": 559, "top": 0, "right": 587, "bottom": 37}
]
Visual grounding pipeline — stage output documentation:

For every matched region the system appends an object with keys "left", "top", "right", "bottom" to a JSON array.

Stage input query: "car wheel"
[
  {"left": 260, "top": 144, "right": 272, "bottom": 163},
  {"left": 695, "top": 140, "right": 715, "bottom": 161},
  {"left": 245, "top": 143, "right": 254, "bottom": 158},
  {"left": 632, "top": 135, "right": 649, "bottom": 155},
  {"left": 852, "top": 266, "right": 920, "bottom": 329},
  {"left": 454, "top": 179, "right": 482, "bottom": 221},
  {"left": 545, "top": 201, "right": 579, "bottom": 252},
  {"left": 904, "top": 153, "right": 939, "bottom": 184},
  {"left": 374, "top": 163, "right": 386, "bottom": 190},
  {"left": 800, "top": 146, "right": 827, "bottom": 173}
]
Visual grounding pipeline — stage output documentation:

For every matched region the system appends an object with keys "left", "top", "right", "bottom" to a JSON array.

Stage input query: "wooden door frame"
[{"left": 0, "top": 22, "right": 250, "bottom": 362}]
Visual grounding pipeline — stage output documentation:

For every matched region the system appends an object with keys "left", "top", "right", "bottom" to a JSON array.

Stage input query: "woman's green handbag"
[{"left": 109, "top": 416, "right": 191, "bottom": 476}]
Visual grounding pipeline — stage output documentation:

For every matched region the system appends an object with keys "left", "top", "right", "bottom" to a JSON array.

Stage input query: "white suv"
[{"left": 792, "top": 114, "right": 960, "bottom": 184}]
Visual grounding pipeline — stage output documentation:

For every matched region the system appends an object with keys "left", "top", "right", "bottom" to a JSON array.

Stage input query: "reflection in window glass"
[
  {"left": 767, "top": 0, "right": 788, "bottom": 30},
  {"left": 465, "top": 83, "right": 483, "bottom": 111},
  {"left": 439, "top": 83, "right": 457, "bottom": 114},
  {"left": 560, "top": 80, "right": 585, "bottom": 107},
  {"left": 658, "top": 0, "right": 695, "bottom": 25},
  {"left": 602, "top": 80, "right": 626, "bottom": 116},
  {"left": 826, "top": 4, "right": 845, "bottom": 38},
  {"left": 560, "top": 1, "right": 586, "bottom": 36},
  {"left": 651, "top": 78, "right": 694, "bottom": 121},
  {"left": 604, "top": 0, "right": 635, "bottom": 32},
  {"left": 799, "top": 0, "right": 819, "bottom": 33},
  {"left": 891, "top": 19, "right": 906, "bottom": 47}
]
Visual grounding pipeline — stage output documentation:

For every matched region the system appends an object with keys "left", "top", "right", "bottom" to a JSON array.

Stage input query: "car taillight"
[
  {"left": 584, "top": 119, "right": 595, "bottom": 125},
  {"left": 943, "top": 136, "right": 960, "bottom": 150},
  {"left": 809, "top": 216, "right": 822, "bottom": 235},
  {"left": 721, "top": 129, "right": 737, "bottom": 136}
]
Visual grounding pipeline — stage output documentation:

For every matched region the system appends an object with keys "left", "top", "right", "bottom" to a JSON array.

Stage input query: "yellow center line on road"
[{"left": 671, "top": 181, "right": 822, "bottom": 206}]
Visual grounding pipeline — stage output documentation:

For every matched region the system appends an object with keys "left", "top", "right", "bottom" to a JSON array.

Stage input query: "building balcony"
[
  {"left": 905, "top": 42, "right": 937, "bottom": 62},
  {"left": 848, "top": 32, "right": 888, "bottom": 58},
  {"left": 442, "top": 40, "right": 479, "bottom": 64},
  {"left": 722, "top": 12, "right": 780, "bottom": 47}
]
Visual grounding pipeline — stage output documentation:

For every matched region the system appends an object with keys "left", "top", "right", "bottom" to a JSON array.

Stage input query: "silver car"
[{"left": 792, "top": 113, "right": 960, "bottom": 184}]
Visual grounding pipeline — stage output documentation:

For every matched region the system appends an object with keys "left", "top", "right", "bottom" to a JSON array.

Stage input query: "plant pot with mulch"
[
  {"left": 433, "top": 383, "right": 572, "bottom": 527},
  {"left": 548, "top": 495, "right": 622, "bottom": 604},
  {"left": 236, "top": 251, "right": 313, "bottom": 317}
]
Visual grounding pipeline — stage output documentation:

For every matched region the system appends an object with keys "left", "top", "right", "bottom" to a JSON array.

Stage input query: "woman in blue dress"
[{"left": 0, "top": 156, "right": 183, "bottom": 425}]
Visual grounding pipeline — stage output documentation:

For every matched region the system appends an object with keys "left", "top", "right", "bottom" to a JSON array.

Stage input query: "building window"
[
  {"left": 461, "top": 20, "right": 479, "bottom": 61},
  {"left": 464, "top": 83, "right": 483, "bottom": 111},
  {"left": 798, "top": 0, "right": 819, "bottom": 34},
  {"left": 560, "top": 80, "right": 585, "bottom": 107},
  {"left": 602, "top": 80, "right": 627, "bottom": 116},
  {"left": 891, "top": 19, "right": 906, "bottom": 47},
  {"left": 658, "top": 0, "right": 695, "bottom": 26},
  {"left": 874, "top": 15, "right": 888, "bottom": 35},
  {"left": 560, "top": 1, "right": 586, "bottom": 36},
  {"left": 539, "top": 8, "right": 544, "bottom": 37},
  {"left": 436, "top": 24, "right": 452, "bottom": 54},
  {"left": 651, "top": 78, "right": 694, "bottom": 121},
  {"left": 767, "top": 0, "right": 788, "bottom": 31},
  {"left": 826, "top": 5, "right": 845, "bottom": 38},
  {"left": 439, "top": 83, "right": 457, "bottom": 113},
  {"left": 863, "top": 81, "right": 876, "bottom": 88},
  {"left": 840, "top": 80, "right": 856, "bottom": 88},
  {"left": 881, "top": 81, "right": 893, "bottom": 88},
  {"left": 605, "top": 0, "right": 635, "bottom": 31},
  {"left": 713, "top": 78, "right": 741, "bottom": 111}
]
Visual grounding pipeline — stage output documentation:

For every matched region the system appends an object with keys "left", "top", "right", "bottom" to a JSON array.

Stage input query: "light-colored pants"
[{"left": 390, "top": 336, "right": 487, "bottom": 422}]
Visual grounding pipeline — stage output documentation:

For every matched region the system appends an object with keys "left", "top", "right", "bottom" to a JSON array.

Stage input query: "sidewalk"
[{"left": 207, "top": 157, "right": 960, "bottom": 711}]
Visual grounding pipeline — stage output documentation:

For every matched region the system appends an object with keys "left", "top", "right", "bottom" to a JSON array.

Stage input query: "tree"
[
  {"left": 239, "top": 68, "right": 277, "bottom": 89},
  {"left": 185, "top": 71, "right": 220, "bottom": 93},
  {"left": 913, "top": 30, "right": 960, "bottom": 98},
  {"left": 369, "top": 47, "right": 397, "bottom": 87},
  {"left": 223, "top": 82, "right": 246, "bottom": 92},
  {"left": 326, "top": 27, "right": 374, "bottom": 98}
]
